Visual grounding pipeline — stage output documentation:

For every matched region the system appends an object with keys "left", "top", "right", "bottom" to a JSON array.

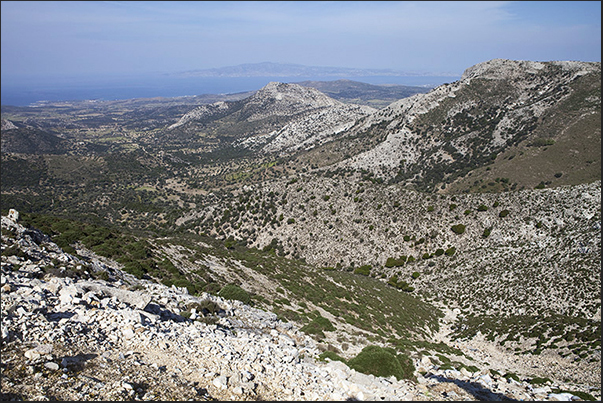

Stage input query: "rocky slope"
[
  {"left": 180, "top": 173, "right": 601, "bottom": 377},
  {"left": 313, "top": 59, "right": 601, "bottom": 192},
  {"left": 167, "top": 81, "right": 375, "bottom": 153},
  {"left": 2, "top": 211, "right": 600, "bottom": 401},
  {"left": 0, "top": 119, "right": 68, "bottom": 155}
]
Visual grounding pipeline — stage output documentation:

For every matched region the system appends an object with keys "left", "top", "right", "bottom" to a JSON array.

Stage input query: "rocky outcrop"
[{"left": 1, "top": 118, "right": 18, "bottom": 131}]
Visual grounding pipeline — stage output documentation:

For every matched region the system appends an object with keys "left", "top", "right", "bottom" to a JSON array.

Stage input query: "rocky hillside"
[
  {"left": 167, "top": 81, "right": 375, "bottom": 153},
  {"left": 0, "top": 119, "right": 68, "bottom": 155},
  {"left": 2, "top": 211, "right": 600, "bottom": 401},
  {"left": 180, "top": 172, "right": 601, "bottom": 380},
  {"left": 296, "top": 59, "right": 600, "bottom": 192}
]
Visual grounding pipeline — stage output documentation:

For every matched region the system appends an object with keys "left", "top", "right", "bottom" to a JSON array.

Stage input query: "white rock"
[
  {"left": 44, "top": 362, "right": 60, "bottom": 371},
  {"left": 548, "top": 392, "right": 577, "bottom": 401},
  {"left": 213, "top": 375, "right": 228, "bottom": 390}
]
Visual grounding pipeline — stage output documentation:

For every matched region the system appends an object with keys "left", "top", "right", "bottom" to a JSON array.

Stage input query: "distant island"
[{"left": 171, "top": 62, "right": 460, "bottom": 78}]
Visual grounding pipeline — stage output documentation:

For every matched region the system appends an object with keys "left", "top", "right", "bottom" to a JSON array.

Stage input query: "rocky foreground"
[{"left": 1, "top": 211, "right": 600, "bottom": 401}]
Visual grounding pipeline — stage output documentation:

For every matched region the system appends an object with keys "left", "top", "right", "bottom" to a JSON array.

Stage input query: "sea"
[{"left": 1, "top": 73, "right": 460, "bottom": 107}]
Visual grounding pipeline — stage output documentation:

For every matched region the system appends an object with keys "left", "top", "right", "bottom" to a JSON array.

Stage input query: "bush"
[
  {"left": 203, "top": 282, "right": 221, "bottom": 294},
  {"left": 347, "top": 345, "right": 415, "bottom": 381},
  {"left": 528, "top": 138, "right": 555, "bottom": 147},
  {"left": 301, "top": 315, "right": 335, "bottom": 339},
  {"left": 451, "top": 224, "right": 466, "bottom": 234},
  {"left": 354, "top": 265, "right": 371, "bottom": 276},
  {"left": 388, "top": 275, "right": 415, "bottom": 292},
  {"left": 477, "top": 204, "right": 488, "bottom": 212},
  {"left": 385, "top": 257, "right": 398, "bottom": 268},
  {"left": 190, "top": 299, "right": 221, "bottom": 315},
  {"left": 499, "top": 209, "right": 510, "bottom": 218},
  {"left": 482, "top": 227, "right": 492, "bottom": 238},
  {"left": 412, "top": 271, "right": 420, "bottom": 279},
  {"left": 318, "top": 351, "right": 346, "bottom": 363},
  {"left": 434, "top": 248, "right": 444, "bottom": 256},
  {"left": 444, "top": 247, "right": 456, "bottom": 256},
  {"left": 529, "top": 377, "right": 552, "bottom": 385},
  {"left": 218, "top": 284, "right": 251, "bottom": 304}
]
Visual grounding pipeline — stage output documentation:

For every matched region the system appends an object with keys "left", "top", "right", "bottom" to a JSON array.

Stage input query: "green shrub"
[
  {"left": 218, "top": 284, "right": 251, "bottom": 304},
  {"left": 93, "top": 270, "right": 110, "bottom": 281},
  {"left": 1, "top": 245, "right": 27, "bottom": 258},
  {"left": 318, "top": 351, "right": 346, "bottom": 363},
  {"left": 451, "top": 224, "right": 466, "bottom": 234},
  {"left": 434, "top": 248, "right": 444, "bottom": 256},
  {"left": 190, "top": 299, "right": 221, "bottom": 315},
  {"left": 385, "top": 257, "right": 397, "bottom": 268},
  {"left": 347, "top": 345, "right": 415, "bottom": 381},
  {"left": 301, "top": 315, "right": 335, "bottom": 338},
  {"left": 477, "top": 204, "right": 488, "bottom": 212},
  {"left": 482, "top": 227, "right": 492, "bottom": 238},
  {"left": 385, "top": 256, "right": 407, "bottom": 267},
  {"left": 203, "top": 282, "right": 221, "bottom": 294},
  {"left": 354, "top": 265, "right": 371, "bottom": 276},
  {"left": 499, "top": 209, "right": 510, "bottom": 218},
  {"left": 123, "top": 261, "right": 148, "bottom": 279},
  {"left": 528, "top": 138, "right": 555, "bottom": 147},
  {"left": 411, "top": 271, "right": 420, "bottom": 279},
  {"left": 388, "top": 276, "right": 415, "bottom": 292},
  {"left": 529, "top": 377, "right": 552, "bottom": 385},
  {"left": 534, "top": 181, "right": 546, "bottom": 189},
  {"left": 444, "top": 247, "right": 456, "bottom": 256},
  {"left": 287, "top": 218, "right": 295, "bottom": 224},
  {"left": 503, "top": 372, "right": 520, "bottom": 382}
]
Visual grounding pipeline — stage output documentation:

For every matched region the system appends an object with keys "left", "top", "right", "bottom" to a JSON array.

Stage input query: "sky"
[{"left": 1, "top": 0, "right": 601, "bottom": 82}]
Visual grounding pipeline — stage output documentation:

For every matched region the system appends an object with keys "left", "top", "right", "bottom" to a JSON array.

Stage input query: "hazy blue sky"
[{"left": 1, "top": 1, "right": 601, "bottom": 80}]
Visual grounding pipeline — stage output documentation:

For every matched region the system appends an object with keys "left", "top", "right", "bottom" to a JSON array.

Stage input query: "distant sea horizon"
[{"left": 1, "top": 73, "right": 460, "bottom": 107}]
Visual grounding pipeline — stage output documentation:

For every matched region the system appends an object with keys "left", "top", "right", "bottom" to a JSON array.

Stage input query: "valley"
[{"left": 1, "top": 59, "right": 601, "bottom": 401}]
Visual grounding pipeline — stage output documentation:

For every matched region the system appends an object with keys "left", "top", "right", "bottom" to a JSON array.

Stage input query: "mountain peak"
[
  {"left": 248, "top": 81, "right": 341, "bottom": 110},
  {"left": 461, "top": 58, "right": 600, "bottom": 81}
]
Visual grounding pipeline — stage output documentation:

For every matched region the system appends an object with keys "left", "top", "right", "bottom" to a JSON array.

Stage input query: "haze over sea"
[{"left": 1, "top": 73, "right": 457, "bottom": 107}]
